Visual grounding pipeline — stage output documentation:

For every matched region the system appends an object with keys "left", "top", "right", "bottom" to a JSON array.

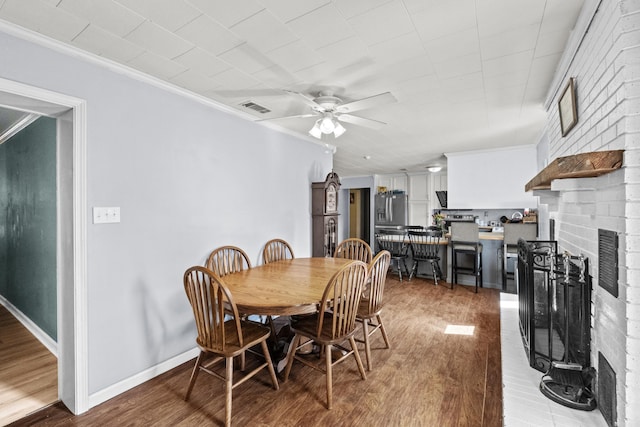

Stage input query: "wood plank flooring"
[
  {"left": 9, "top": 275, "right": 503, "bottom": 426},
  {"left": 0, "top": 305, "right": 58, "bottom": 427}
]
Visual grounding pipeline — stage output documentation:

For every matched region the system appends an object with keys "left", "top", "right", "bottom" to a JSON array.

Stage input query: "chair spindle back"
[
  {"left": 206, "top": 245, "right": 252, "bottom": 277},
  {"left": 263, "top": 239, "right": 295, "bottom": 264},
  {"left": 317, "top": 260, "right": 368, "bottom": 340},
  {"left": 334, "top": 238, "right": 372, "bottom": 263},
  {"left": 183, "top": 266, "right": 243, "bottom": 351}
]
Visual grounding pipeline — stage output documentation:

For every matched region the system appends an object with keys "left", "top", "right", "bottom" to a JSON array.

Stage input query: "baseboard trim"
[
  {"left": 0, "top": 295, "right": 58, "bottom": 356},
  {"left": 87, "top": 347, "right": 199, "bottom": 409}
]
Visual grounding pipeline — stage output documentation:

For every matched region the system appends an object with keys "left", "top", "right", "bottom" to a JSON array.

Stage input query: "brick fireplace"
[{"left": 531, "top": 1, "right": 640, "bottom": 425}]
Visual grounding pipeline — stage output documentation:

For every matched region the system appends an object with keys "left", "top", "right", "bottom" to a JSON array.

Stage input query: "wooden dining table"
[{"left": 221, "top": 257, "right": 354, "bottom": 317}]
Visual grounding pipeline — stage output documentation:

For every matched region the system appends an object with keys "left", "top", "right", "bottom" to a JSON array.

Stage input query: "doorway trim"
[{"left": 0, "top": 77, "right": 88, "bottom": 414}]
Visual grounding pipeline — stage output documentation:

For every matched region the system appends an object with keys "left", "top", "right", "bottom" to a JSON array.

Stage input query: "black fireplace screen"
[{"left": 517, "top": 240, "right": 592, "bottom": 373}]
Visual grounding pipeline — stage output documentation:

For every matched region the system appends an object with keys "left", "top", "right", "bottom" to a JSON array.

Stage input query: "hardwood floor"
[
  {"left": 9, "top": 275, "right": 503, "bottom": 426},
  {"left": 0, "top": 305, "right": 58, "bottom": 427}
]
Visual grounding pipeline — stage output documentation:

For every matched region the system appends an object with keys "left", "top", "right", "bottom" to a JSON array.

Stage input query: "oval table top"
[{"left": 222, "top": 257, "right": 354, "bottom": 316}]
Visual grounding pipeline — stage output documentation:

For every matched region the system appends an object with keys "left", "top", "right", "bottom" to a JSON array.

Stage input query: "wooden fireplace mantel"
[{"left": 525, "top": 150, "right": 624, "bottom": 191}]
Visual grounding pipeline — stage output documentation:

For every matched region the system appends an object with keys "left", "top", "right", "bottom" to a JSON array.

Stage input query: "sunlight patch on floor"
[{"left": 444, "top": 325, "right": 475, "bottom": 335}]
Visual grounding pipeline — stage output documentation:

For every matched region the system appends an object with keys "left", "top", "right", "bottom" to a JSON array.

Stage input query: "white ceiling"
[{"left": 0, "top": 0, "right": 585, "bottom": 176}]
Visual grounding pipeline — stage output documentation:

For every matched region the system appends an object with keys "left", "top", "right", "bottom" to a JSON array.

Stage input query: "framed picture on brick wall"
[{"left": 558, "top": 77, "right": 578, "bottom": 136}]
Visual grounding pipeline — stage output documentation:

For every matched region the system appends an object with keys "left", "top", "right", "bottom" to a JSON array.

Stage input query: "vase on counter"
[{"left": 432, "top": 213, "right": 446, "bottom": 235}]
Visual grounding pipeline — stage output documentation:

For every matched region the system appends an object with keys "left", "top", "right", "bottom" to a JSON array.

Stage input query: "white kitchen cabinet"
[
  {"left": 376, "top": 176, "right": 393, "bottom": 192},
  {"left": 376, "top": 174, "right": 407, "bottom": 193},
  {"left": 409, "top": 200, "right": 429, "bottom": 227},
  {"left": 408, "top": 174, "right": 428, "bottom": 226},
  {"left": 410, "top": 173, "right": 428, "bottom": 199}
]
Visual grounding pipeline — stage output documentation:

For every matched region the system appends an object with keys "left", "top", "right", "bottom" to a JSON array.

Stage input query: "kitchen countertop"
[
  {"left": 444, "top": 232, "right": 504, "bottom": 241},
  {"left": 379, "top": 231, "right": 505, "bottom": 243}
]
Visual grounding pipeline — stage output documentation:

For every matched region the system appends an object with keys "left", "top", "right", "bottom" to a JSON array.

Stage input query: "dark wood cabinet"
[{"left": 312, "top": 172, "right": 340, "bottom": 257}]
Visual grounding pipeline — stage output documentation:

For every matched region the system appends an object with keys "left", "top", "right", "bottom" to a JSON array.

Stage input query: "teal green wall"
[{"left": 0, "top": 116, "right": 57, "bottom": 341}]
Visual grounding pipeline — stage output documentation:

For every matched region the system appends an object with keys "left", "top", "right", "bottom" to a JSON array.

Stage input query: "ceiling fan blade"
[
  {"left": 283, "top": 90, "right": 326, "bottom": 111},
  {"left": 337, "top": 114, "right": 387, "bottom": 130},
  {"left": 336, "top": 92, "right": 397, "bottom": 114},
  {"left": 255, "top": 113, "right": 317, "bottom": 122}
]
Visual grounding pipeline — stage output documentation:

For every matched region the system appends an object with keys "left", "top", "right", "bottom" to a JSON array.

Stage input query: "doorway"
[
  {"left": 0, "top": 112, "right": 59, "bottom": 423},
  {"left": 0, "top": 78, "right": 89, "bottom": 415},
  {"left": 349, "top": 188, "right": 371, "bottom": 243}
]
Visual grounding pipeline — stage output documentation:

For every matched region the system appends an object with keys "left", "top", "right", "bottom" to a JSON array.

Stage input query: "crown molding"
[{"left": 0, "top": 19, "right": 332, "bottom": 151}]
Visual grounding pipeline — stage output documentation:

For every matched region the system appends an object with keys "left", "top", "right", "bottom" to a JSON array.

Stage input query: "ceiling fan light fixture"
[
  {"left": 309, "top": 121, "right": 322, "bottom": 139},
  {"left": 333, "top": 121, "right": 346, "bottom": 137},
  {"left": 319, "top": 116, "right": 335, "bottom": 134}
]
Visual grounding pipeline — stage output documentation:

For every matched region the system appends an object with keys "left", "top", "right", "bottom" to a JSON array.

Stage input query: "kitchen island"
[{"left": 402, "top": 231, "right": 505, "bottom": 290}]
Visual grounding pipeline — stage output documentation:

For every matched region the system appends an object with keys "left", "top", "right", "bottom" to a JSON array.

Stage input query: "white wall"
[
  {"left": 446, "top": 146, "right": 538, "bottom": 209},
  {"left": 0, "top": 29, "right": 331, "bottom": 398}
]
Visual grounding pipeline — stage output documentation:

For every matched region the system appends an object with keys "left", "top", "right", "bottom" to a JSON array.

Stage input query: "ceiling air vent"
[{"left": 239, "top": 101, "right": 271, "bottom": 114}]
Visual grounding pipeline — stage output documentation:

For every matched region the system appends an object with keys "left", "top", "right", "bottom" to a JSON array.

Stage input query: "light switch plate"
[{"left": 93, "top": 207, "right": 121, "bottom": 224}]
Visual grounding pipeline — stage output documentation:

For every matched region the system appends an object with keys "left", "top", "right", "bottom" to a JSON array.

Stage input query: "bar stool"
[
  {"left": 451, "top": 222, "right": 483, "bottom": 293},
  {"left": 502, "top": 223, "right": 537, "bottom": 291},
  {"left": 375, "top": 229, "right": 410, "bottom": 281},
  {"left": 408, "top": 229, "right": 445, "bottom": 287}
]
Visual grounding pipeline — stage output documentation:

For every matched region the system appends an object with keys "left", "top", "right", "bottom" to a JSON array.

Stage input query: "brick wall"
[{"left": 536, "top": 1, "right": 640, "bottom": 425}]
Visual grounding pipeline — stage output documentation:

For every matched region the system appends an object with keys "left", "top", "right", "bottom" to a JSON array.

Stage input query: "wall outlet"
[{"left": 93, "top": 207, "right": 120, "bottom": 224}]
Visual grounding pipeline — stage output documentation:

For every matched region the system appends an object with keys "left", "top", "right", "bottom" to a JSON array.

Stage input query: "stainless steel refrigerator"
[{"left": 375, "top": 193, "right": 408, "bottom": 228}]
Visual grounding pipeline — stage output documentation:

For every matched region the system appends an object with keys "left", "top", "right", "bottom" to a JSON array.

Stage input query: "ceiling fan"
[{"left": 260, "top": 90, "right": 397, "bottom": 139}]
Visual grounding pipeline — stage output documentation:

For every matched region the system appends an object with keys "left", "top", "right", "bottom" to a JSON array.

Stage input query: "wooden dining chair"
[
  {"left": 356, "top": 250, "right": 391, "bottom": 371},
  {"left": 263, "top": 238, "right": 295, "bottom": 264},
  {"left": 205, "top": 245, "right": 253, "bottom": 369},
  {"left": 283, "top": 260, "right": 368, "bottom": 409},
  {"left": 183, "top": 266, "right": 279, "bottom": 427},
  {"left": 206, "top": 245, "right": 252, "bottom": 277},
  {"left": 334, "top": 238, "right": 372, "bottom": 264}
]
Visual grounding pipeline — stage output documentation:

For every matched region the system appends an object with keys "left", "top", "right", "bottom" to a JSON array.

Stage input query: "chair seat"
[
  {"left": 291, "top": 312, "right": 357, "bottom": 345},
  {"left": 413, "top": 254, "right": 440, "bottom": 261},
  {"left": 453, "top": 244, "right": 483, "bottom": 253},
  {"left": 198, "top": 320, "right": 272, "bottom": 357},
  {"left": 357, "top": 299, "right": 383, "bottom": 320}
]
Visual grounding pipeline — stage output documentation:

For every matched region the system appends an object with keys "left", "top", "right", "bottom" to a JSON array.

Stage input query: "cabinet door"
[
  {"left": 432, "top": 173, "right": 447, "bottom": 192},
  {"left": 409, "top": 201, "right": 429, "bottom": 227},
  {"left": 377, "top": 176, "right": 393, "bottom": 191},
  {"left": 392, "top": 175, "right": 407, "bottom": 192},
  {"left": 409, "top": 174, "right": 428, "bottom": 199}
]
